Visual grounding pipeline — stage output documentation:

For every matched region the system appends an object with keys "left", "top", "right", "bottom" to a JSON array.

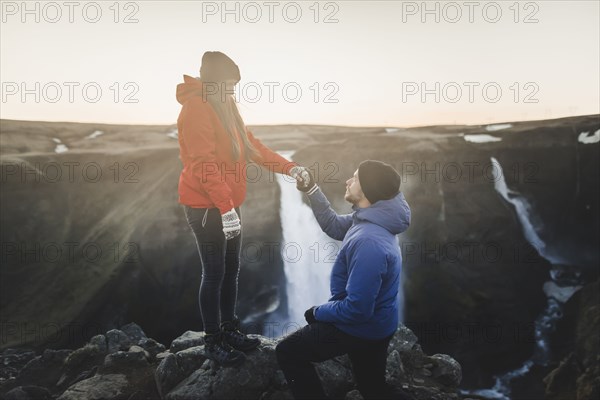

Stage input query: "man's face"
[{"left": 344, "top": 169, "right": 366, "bottom": 205}]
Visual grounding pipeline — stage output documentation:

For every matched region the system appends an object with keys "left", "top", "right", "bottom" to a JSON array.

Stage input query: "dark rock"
[
  {"left": 57, "top": 342, "right": 107, "bottom": 390},
  {"left": 89, "top": 334, "right": 108, "bottom": 353},
  {"left": 166, "top": 337, "right": 279, "bottom": 400},
  {"left": 344, "top": 389, "right": 363, "bottom": 400},
  {"left": 544, "top": 280, "right": 600, "bottom": 399},
  {"left": 129, "top": 345, "right": 151, "bottom": 359},
  {"left": 169, "top": 331, "right": 205, "bottom": 354},
  {"left": 155, "top": 353, "right": 187, "bottom": 399},
  {"left": 389, "top": 325, "right": 419, "bottom": 353},
  {"left": 175, "top": 346, "right": 207, "bottom": 376},
  {"left": 544, "top": 352, "right": 581, "bottom": 397},
  {"left": 120, "top": 322, "right": 147, "bottom": 343},
  {"left": 576, "top": 356, "right": 600, "bottom": 400},
  {"left": 13, "top": 349, "right": 72, "bottom": 391},
  {"left": 429, "top": 354, "right": 462, "bottom": 387},
  {"left": 58, "top": 341, "right": 160, "bottom": 400},
  {"left": 57, "top": 373, "right": 130, "bottom": 400},
  {"left": 101, "top": 350, "right": 149, "bottom": 373},
  {"left": 0, "top": 349, "right": 36, "bottom": 381},
  {"left": 138, "top": 338, "right": 166, "bottom": 359},
  {"left": 4, "top": 385, "right": 52, "bottom": 400},
  {"left": 106, "top": 329, "right": 134, "bottom": 354}
]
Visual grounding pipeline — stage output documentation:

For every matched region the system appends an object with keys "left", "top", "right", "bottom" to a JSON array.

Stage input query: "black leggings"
[{"left": 183, "top": 205, "right": 242, "bottom": 334}]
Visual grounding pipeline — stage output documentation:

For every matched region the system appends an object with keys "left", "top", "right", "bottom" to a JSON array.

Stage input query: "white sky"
[{"left": 1, "top": 0, "right": 599, "bottom": 126}]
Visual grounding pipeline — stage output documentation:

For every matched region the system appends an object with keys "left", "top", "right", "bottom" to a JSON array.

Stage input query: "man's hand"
[
  {"left": 221, "top": 209, "right": 241, "bottom": 240},
  {"left": 304, "top": 306, "right": 317, "bottom": 324},
  {"left": 291, "top": 166, "right": 318, "bottom": 194}
]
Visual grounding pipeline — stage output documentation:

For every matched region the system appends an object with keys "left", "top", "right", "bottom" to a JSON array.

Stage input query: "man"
[{"left": 276, "top": 160, "right": 411, "bottom": 399}]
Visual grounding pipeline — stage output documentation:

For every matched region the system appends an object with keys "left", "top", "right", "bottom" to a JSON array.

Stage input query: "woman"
[{"left": 176, "top": 51, "right": 309, "bottom": 366}]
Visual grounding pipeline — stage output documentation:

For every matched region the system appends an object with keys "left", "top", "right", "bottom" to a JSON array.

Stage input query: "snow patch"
[
  {"left": 464, "top": 134, "right": 502, "bottom": 143},
  {"left": 485, "top": 123, "right": 512, "bottom": 131},
  {"left": 87, "top": 130, "right": 104, "bottom": 139},
  {"left": 55, "top": 144, "right": 68, "bottom": 153},
  {"left": 166, "top": 129, "right": 178, "bottom": 139},
  {"left": 578, "top": 129, "right": 600, "bottom": 144},
  {"left": 52, "top": 138, "right": 69, "bottom": 153}
]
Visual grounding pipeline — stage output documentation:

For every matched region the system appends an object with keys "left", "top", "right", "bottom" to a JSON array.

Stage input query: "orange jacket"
[{"left": 176, "top": 75, "right": 296, "bottom": 214}]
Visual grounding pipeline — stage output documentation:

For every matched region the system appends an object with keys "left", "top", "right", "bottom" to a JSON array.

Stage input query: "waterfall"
[
  {"left": 461, "top": 157, "right": 584, "bottom": 400},
  {"left": 262, "top": 151, "right": 341, "bottom": 338},
  {"left": 491, "top": 158, "right": 567, "bottom": 265}
]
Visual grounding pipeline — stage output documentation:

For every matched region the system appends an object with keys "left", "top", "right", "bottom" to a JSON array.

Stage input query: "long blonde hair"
[{"left": 202, "top": 82, "right": 260, "bottom": 161}]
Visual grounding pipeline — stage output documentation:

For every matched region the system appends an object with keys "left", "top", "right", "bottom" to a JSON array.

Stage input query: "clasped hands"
[
  {"left": 290, "top": 165, "right": 317, "bottom": 194},
  {"left": 221, "top": 165, "right": 317, "bottom": 240}
]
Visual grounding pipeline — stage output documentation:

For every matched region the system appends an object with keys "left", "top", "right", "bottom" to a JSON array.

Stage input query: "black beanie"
[
  {"left": 358, "top": 160, "right": 401, "bottom": 204},
  {"left": 200, "top": 51, "right": 241, "bottom": 84}
]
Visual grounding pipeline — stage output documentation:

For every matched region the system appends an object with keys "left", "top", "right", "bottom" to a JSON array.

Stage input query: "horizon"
[
  {"left": 1, "top": 1, "right": 599, "bottom": 126},
  {"left": 1, "top": 112, "right": 598, "bottom": 130}
]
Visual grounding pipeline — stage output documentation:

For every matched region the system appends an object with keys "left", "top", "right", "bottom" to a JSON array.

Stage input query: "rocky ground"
[{"left": 0, "top": 323, "right": 464, "bottom": 400}]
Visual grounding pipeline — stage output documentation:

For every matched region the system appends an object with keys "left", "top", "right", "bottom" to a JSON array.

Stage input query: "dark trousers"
[
  {"left": 276, "top": 322, "right": 394, "bottom": 400},
  {"left": 183, "top": 205, "right": 242, "bottom": 333}
]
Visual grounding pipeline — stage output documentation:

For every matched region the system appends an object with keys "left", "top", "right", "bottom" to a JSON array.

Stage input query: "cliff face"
[
  {"left": 0, "top": 322, "right": 463, "bottom": 400},
  {"left": 1, "top": 115, "right": 598, "bottom": 396},
  {"left": 544, "top": 280, "right": 600, "bottom": 400}
]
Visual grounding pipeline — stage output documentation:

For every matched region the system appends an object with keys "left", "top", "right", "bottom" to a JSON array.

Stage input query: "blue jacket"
[{"left": 309, "top": 187, "right": 411, "bottom": 340}]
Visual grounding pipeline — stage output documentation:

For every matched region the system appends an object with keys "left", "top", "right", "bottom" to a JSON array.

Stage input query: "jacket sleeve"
[
  {"left": 307, "top": 187, "right": 353, "bottom": 241},
  {"left": 180, "top": 97, "right": 234, "bottom": 214},
  {"left": 314, "top": 239, "right": 386, "bottom": 324},
  {"left": 246, "top": 129, "right": 297, "bottom": 175}
]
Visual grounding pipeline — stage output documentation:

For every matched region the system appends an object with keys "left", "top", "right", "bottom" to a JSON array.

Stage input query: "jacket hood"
[
  {"left": 176, "top": 74, "right": 205, "bottom": 105},
  {"left": 353, "top": 191, "right": 411, "bottom": 235}
]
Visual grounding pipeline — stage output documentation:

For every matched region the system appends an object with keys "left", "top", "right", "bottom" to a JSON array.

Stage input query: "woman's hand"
[{"left": 221, "top": 209, "right": 241, "bottom": 240}]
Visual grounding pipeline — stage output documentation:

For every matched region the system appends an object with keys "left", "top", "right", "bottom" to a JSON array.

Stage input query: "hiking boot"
[
  {"left": 203, "top": 331, "right": 246, "bottom": 367},
  {"left": 221, "top": 319, "right": 260, "bottom": 352}
]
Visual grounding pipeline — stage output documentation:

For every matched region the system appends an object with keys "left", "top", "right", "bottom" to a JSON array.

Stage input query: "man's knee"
[
  {"left": 275, "top": 339, "right": 292, "bottom": 362},
  {"left": 276, "top": 332, "right": 306, "bottom": 364}
]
